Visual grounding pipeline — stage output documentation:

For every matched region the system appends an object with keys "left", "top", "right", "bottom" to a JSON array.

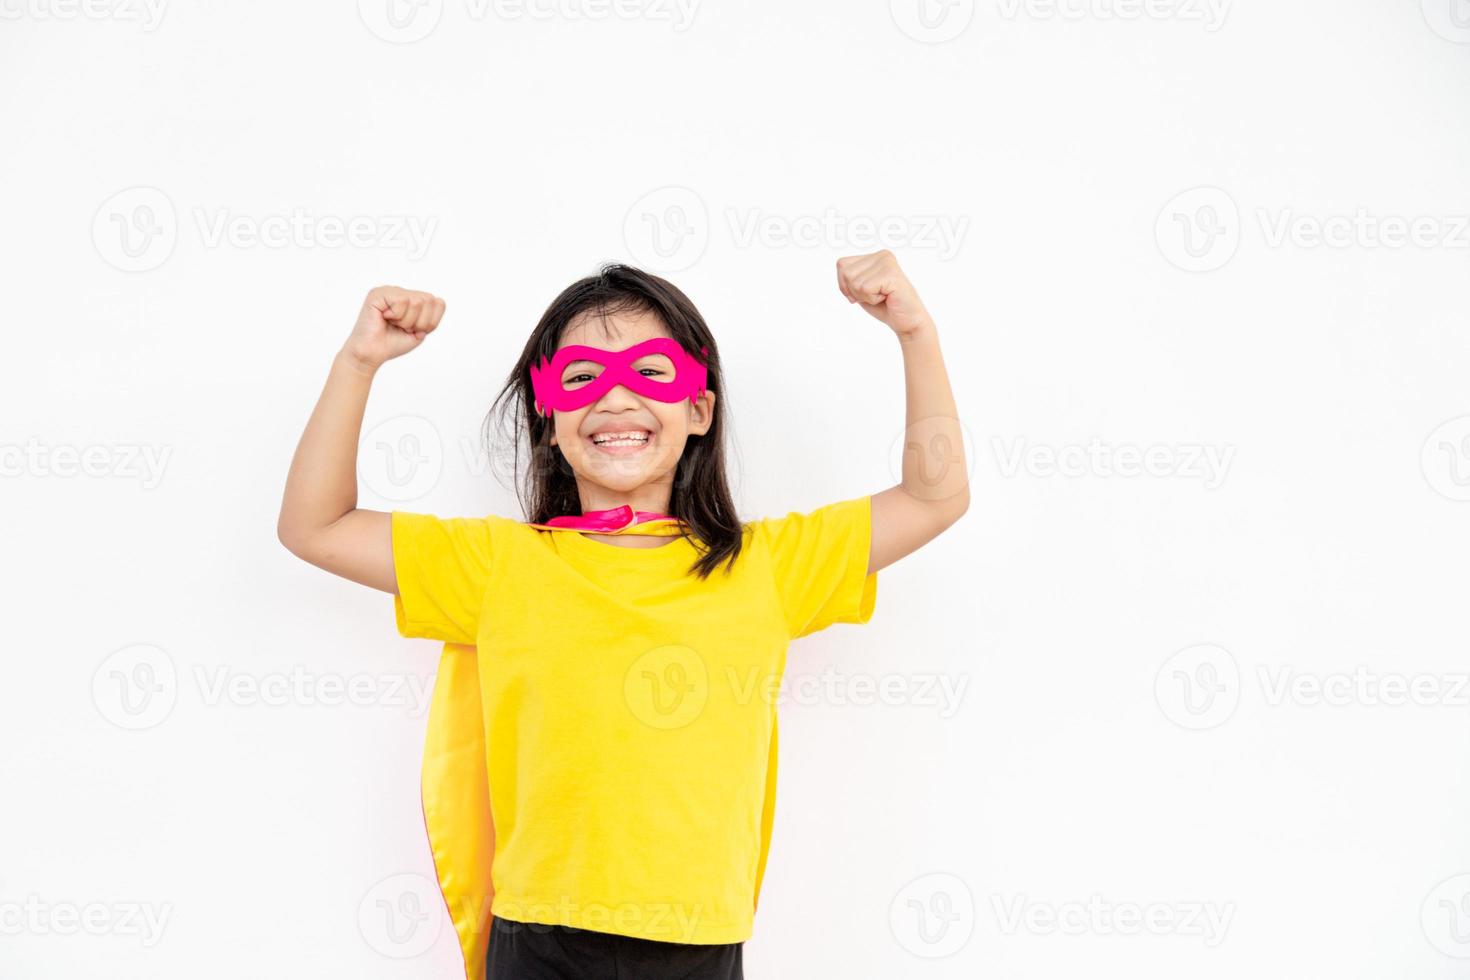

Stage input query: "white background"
[{"left": 2, "top": 0, "right": 1469, "bottom": 977}]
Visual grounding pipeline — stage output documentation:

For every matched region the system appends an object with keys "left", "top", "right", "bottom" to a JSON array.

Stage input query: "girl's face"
[{"left": 547, "top": 307, "right": 714, "bottom": 502}]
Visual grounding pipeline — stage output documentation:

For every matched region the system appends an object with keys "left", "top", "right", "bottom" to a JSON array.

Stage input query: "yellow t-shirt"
[{"left": 391, "top": 494, "right": 878, "bottom": 945}]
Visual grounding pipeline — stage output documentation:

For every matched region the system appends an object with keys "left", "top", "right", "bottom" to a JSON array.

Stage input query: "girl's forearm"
[
  {"left": 277, "top": 348, "right": 378, "bottom": 549},
  {"left": 835, "top": 249, "right": 969, "bottom": 573},
  {"left": 895, "top": 319, "right": 970, "bottom": 512},
  {"left": 277, "top": 286, "right": 442, "bottom": 593}
]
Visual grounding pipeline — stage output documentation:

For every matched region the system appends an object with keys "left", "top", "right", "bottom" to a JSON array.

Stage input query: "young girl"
[{"left": 277, "top": 252, "right": 968, "bottom": 980}]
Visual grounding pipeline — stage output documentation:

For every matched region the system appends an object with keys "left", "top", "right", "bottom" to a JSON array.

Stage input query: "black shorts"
[{"left": 486, "top": 915, "right": 744, "bottom": 980}]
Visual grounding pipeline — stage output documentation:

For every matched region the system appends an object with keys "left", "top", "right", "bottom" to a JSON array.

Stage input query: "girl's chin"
[{"left": 576, "top": 447, "right": 665, "bottom": 483}]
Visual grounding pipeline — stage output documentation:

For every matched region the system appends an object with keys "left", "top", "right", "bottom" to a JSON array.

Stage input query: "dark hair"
[{"left": 483, "top": 263, "right": 744, "bottom": 579}]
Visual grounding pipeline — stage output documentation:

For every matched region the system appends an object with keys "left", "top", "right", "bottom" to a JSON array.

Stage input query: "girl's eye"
[
  {"left": 637, "top": 356, "right": 675, "bottom": 377},
  {"left": 565, "top": 367, "right": 664, "bottom": 386}
]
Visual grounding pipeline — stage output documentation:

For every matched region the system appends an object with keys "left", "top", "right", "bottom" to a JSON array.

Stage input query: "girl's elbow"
[
  {"left": 942, "top": 485, "right": 970, "bottom": 525},
  {"left": 276, "top": 516, "right": 314, "bottom": 560}
]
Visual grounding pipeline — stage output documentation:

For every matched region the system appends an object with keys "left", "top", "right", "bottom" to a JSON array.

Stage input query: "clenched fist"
[
  {"left": 342, "top": 286, "right": 446, "bottom": 371},
  {"left": 835, "top": 250, "right": 933, "bottom": 339}
]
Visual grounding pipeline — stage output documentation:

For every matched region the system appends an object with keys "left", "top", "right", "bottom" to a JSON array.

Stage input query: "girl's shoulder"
[{"left": 743, "top": 495, "right": 871, "bottom": 543}]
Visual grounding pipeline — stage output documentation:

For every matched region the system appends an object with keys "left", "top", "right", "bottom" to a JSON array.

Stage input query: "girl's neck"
[{"left": 576, "top": 487, "right": 672, "bottom": 517}]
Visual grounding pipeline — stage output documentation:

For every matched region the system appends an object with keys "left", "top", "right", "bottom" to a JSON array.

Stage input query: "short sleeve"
[
  {"left": 391, "top": 511, "right": 494, "bottom": 645},
  {"left": 756, "top": 495, "right": 878, "bottom": 640}
]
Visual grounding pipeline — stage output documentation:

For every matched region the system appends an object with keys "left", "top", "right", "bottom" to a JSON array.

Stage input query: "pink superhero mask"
[{"left": 530, "top": 337, "right": 709, "bottom": 418}]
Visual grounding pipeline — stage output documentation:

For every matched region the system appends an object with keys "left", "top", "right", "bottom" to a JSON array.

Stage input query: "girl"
[{"left": 277, "top": 252, "right": 968, "bottom": 980}]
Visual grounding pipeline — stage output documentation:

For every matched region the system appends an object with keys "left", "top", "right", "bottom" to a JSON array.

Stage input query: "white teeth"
[{"left": 591, "top": 431, "right": 651, "bottom": 446}]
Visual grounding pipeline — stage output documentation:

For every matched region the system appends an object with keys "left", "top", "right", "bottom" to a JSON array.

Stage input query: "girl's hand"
[
  {"left": 835, "top": 250, "right": 933, "bottom": 339},
  {"left": 342, "top": 286, "right": 447, "bottom": 371}
]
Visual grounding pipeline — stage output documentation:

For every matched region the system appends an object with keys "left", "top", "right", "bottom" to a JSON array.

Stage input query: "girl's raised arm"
[
  {"left": 834, "top": 250, "right": 970, "bottom": 575},
  {"left": 276, "top": 286, "right": 446, "bottom": 595}
]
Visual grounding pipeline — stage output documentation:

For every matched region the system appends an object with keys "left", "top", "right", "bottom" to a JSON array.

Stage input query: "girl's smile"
[{"left": 587, "top": 428, "right": 656, "bottom": 455}]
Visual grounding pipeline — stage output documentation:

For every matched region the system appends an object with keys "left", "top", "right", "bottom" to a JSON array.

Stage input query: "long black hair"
[{"left": 483, "top": 263, "right": 744, "bottom": 579}]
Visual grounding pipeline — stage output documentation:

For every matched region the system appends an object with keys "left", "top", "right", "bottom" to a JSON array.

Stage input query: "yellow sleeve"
[
  {"left": 757, "top": 495, "right": 879, "bottom": 640},
  {"left": 390, "top": 511, "right": 494, "bottom": 645}
]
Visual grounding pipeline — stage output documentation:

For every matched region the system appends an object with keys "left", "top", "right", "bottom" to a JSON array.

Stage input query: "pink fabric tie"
[{"left": 524, "top": 505, "right": 687, "bottom": 535}]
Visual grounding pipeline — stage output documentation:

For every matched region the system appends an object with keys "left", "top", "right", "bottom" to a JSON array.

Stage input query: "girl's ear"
[{"left": 689, "top": 389, "right": 716, "bottom": 436}]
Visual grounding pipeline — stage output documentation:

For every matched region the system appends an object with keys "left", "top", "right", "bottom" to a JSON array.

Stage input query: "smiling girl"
[{"left": 277, "top": 252, "right": 969, "bottom": 979}]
